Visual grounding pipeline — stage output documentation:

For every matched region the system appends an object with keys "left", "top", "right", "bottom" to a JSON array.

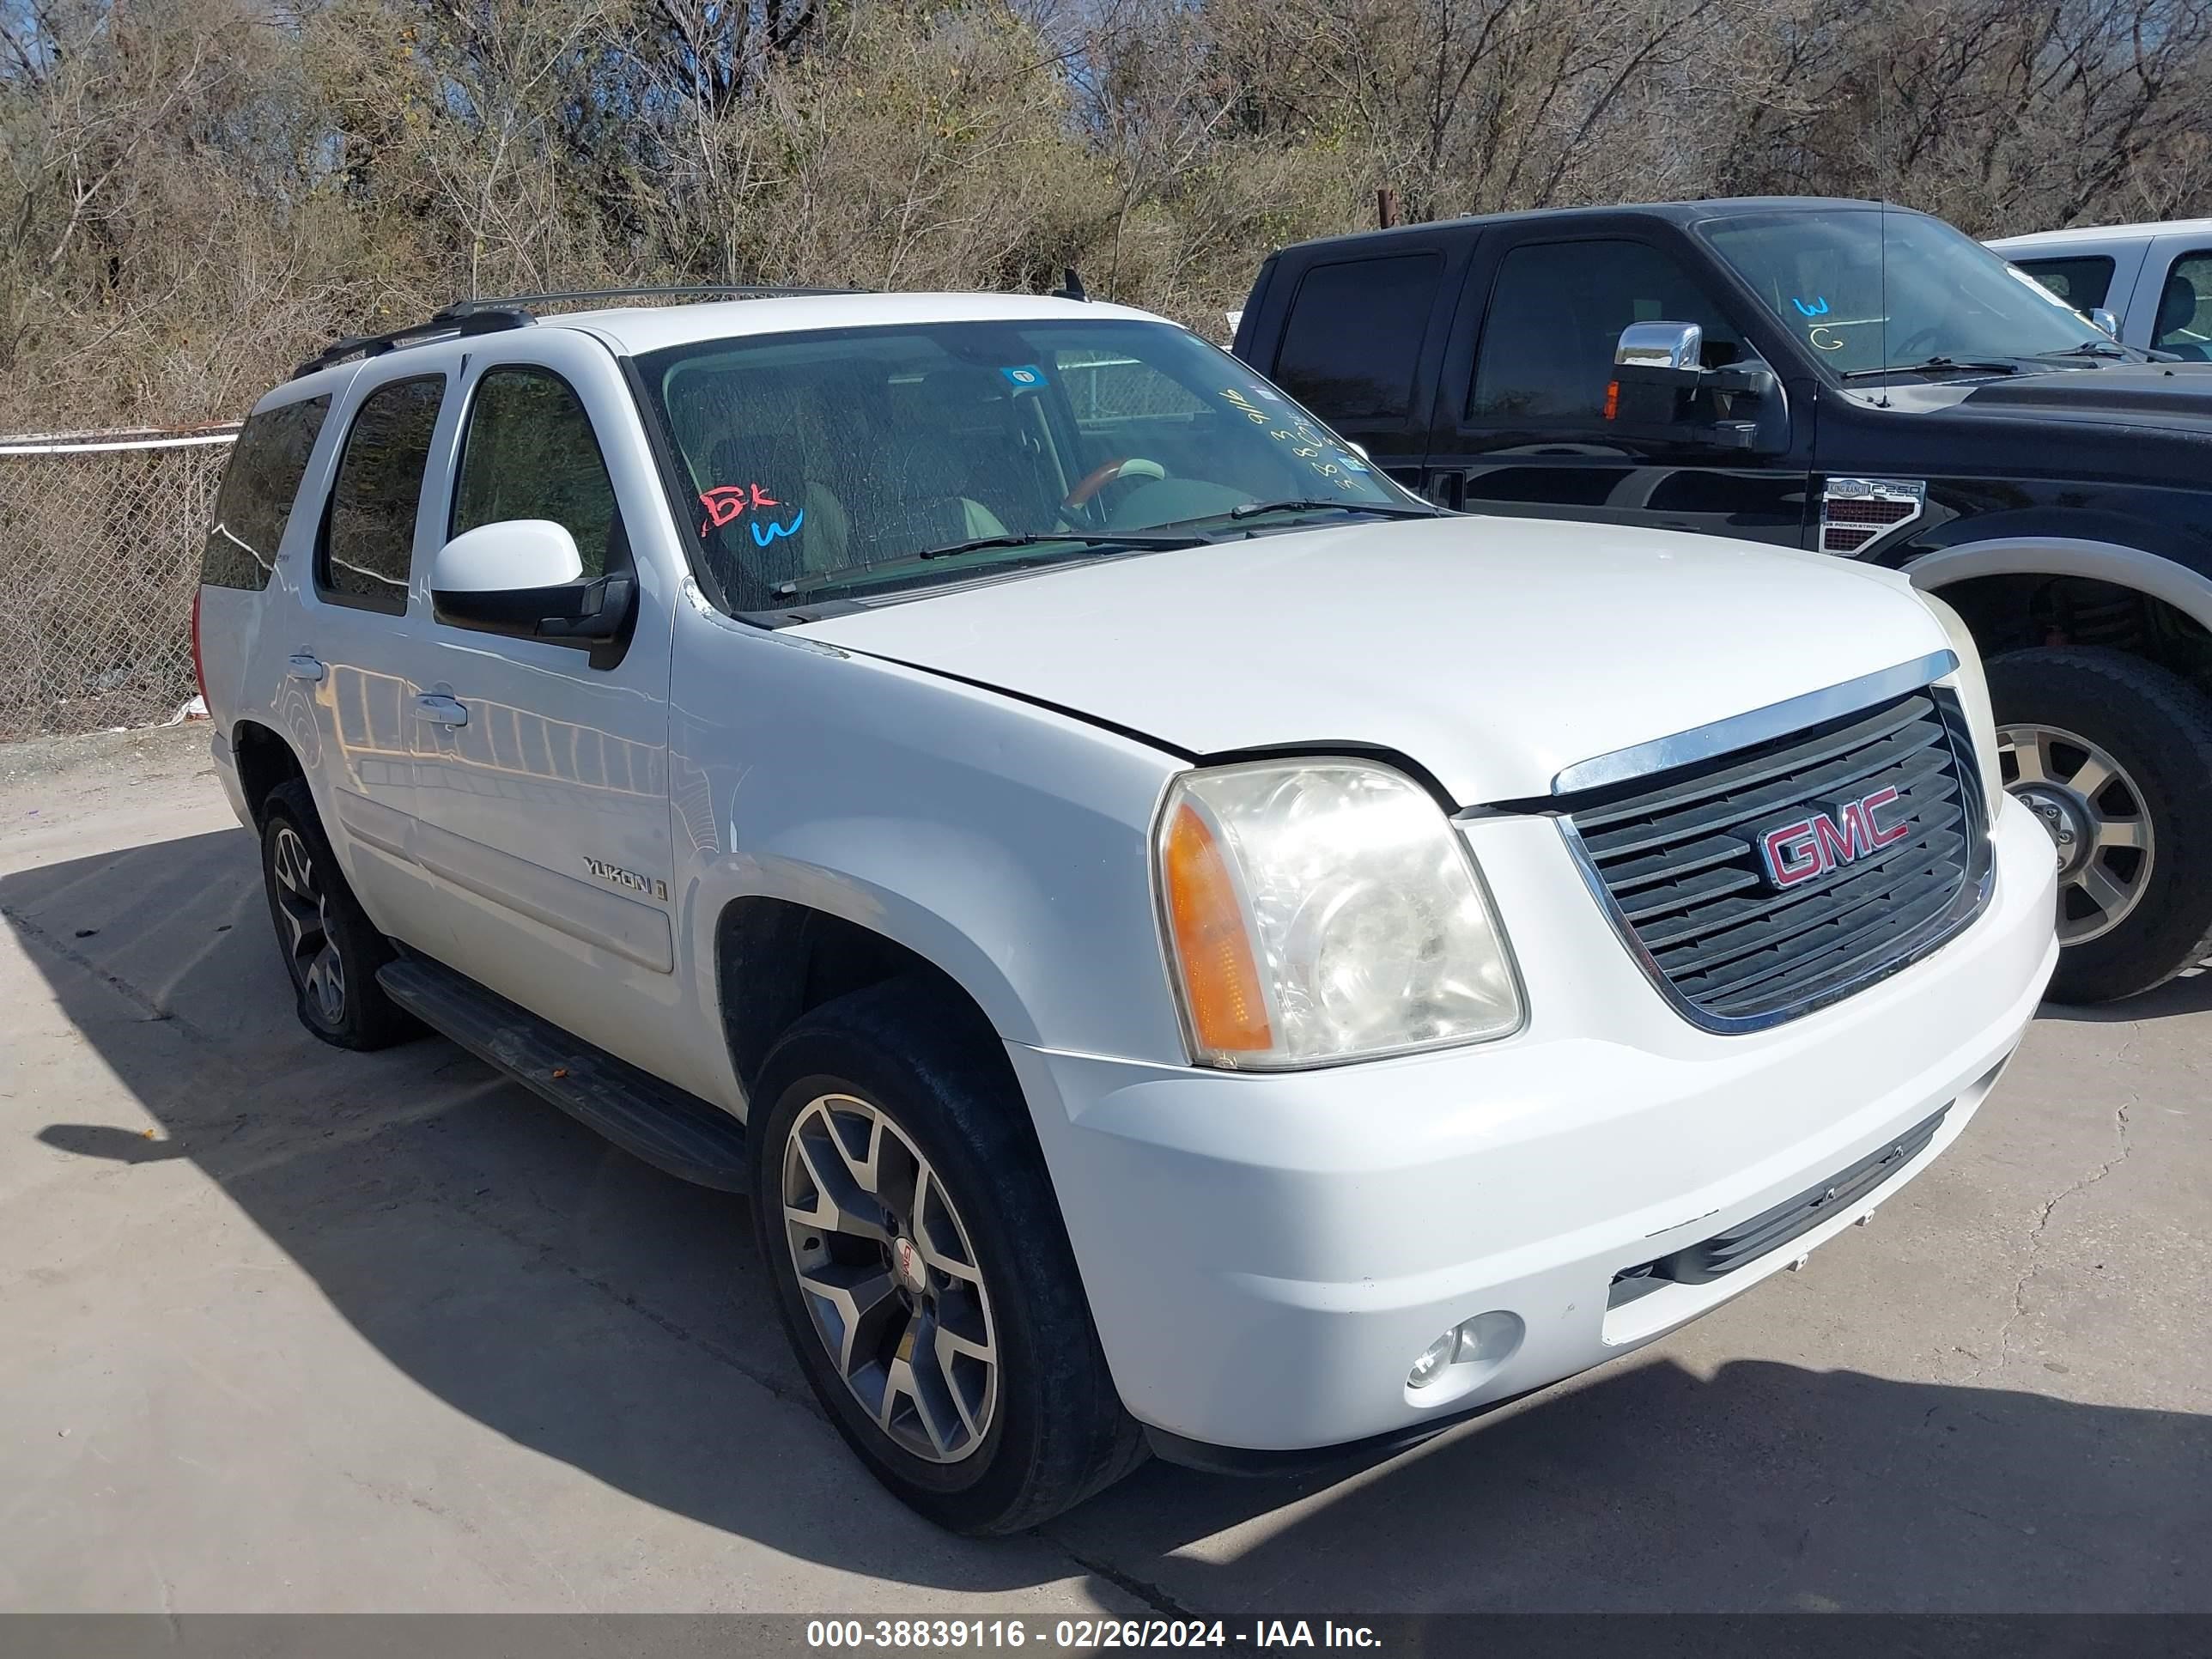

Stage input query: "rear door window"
[
  {"left": 1468, "top": 239, "right": 1747, "bottom": 428},
  {"left": 451, "top": 368, "right": 624, "bottom": 579},
  {"left": 2152, "top": 252, "right": 2212, "bottom": 359},
  {"left": 2013, "top": 255, "right": 2116, "bottom": 312},
  {"left": 319, "top": 376, "right": 445, "bottom": 615},
  {"left": 1272, "top": 254, "right": 1443, "bottom": 431},
  {"left": 201, "top": 397, "right": 330, "bottom": 590}
]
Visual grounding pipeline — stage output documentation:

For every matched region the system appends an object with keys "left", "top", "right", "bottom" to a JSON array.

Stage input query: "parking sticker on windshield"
[
  {"left": 751, "top": 508, "right": 805, "bottom": 547},
  {"left": 1000, "top": 365, "right": 1046, "bottom": 389},
  {"left": 699, "top": 482, "right": 781, "bottom": 535}
]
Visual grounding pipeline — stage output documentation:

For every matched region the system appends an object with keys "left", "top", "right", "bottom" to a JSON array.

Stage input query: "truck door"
[
  {"left": 1259, "top": 240, "right": 1465, "bottom": 493},
  {"left": 295, "top": 369, "right": 455, "bottom": 957},
  {"left": 399, "top": 331, "right": 685, "bottom": 1079},
  {"left": 1423, "top": 226, "right": 1812, "bottom": 545}
]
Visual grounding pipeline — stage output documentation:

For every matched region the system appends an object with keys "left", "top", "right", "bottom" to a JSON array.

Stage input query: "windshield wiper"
[
  {"left": 1840, "top": 357, "right": 2022, "bottom": 381},
  {"left": 1148, "top": 497, "right": 1442, "bottom": 530},
  {"left": 2039, "top": 341, "right": 2130, "bottom": 361},
  {"left": 773, "top": 529, "right": 1211, "bottom": 601},
  {"left": 1228, "top": 497, "right": 1441, "bottom": 520},
  {"left": 915, "top": 529, "right": 1212, "bottom": 562}
]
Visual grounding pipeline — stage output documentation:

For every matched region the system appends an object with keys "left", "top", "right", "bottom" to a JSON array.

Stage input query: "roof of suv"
[
  {"left": 280, "top": 292, "right": 1165, "bottom": 402},
  {"left": 1988, "top": 217, "right": 2212, "bottom": 251},
  {"left": 545, "top": 290, "right": 1162, "bottom": 355}
]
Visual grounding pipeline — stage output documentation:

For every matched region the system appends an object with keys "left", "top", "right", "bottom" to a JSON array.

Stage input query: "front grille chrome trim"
[
  {"left": 1551, "top": 649, "right": 1957, "bottom": 796},
  {"left": 1554, "top": 666, "right": 1996, "bottom": 1036}
]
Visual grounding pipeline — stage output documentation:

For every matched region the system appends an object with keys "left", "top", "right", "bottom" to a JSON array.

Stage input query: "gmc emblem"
[{"left": 1754, "top": 787, "right": 1911, "bottom": 889}]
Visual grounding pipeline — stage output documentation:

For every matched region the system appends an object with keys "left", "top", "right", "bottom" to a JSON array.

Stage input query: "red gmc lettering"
[{"left": 1759, "top": 787, "right": 1910, "bottom": 887}]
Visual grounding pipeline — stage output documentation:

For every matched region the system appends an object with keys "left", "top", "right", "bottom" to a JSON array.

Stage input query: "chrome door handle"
[
  {"left": 412, "top": 693, "right": 468, "bottom": 727},
  {"left": 286, "top": 653, "right": 326, "bottom": 684}
]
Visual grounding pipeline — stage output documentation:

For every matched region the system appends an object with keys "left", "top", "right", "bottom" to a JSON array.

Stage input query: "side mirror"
[
  {"left": 2088, "top": 307, "right": 2121, "bottom": 339},
  {"left": 1616, "top": 320, "right": 1704, "bottom": 373},
  {"left": 1610, "top": 321, "right": 1780, "bottom": 451},
  {"left": 430, "top": 520, "right": 635, "bottom": 646}
]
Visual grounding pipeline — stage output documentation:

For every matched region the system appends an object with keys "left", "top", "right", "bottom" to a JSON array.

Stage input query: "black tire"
[
  {"left": 259, "top": 777, "right": 421, "bottom": 1050},
  {"left": 1986, "top": 647, "right": 2212, "bottom": 1003},
  {"left": 750, "top": 976, "right": 1145, "bottom": 1534}
]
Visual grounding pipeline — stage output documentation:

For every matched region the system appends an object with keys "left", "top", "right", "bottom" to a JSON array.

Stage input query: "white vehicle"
[
  {"left": 1989, "top": 218, "right": 2212, "bottom": 359},
  {"left": 193, "top": 286, "right": 2058, "bottom": 1534}
]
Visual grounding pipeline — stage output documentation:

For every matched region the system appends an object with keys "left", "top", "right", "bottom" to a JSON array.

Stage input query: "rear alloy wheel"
[
  {"left": 270, "top": 820, "right": 348, "bottom": 1027},
  {"left": 782, "top": 1092, "right": 999, "bottom": 1464},
  {"left": 258, "top": 777, "right": 420, "bottom": 1050},
  {"left": 1986, "top": 647, "right": 2212, "bottom": 1003}
]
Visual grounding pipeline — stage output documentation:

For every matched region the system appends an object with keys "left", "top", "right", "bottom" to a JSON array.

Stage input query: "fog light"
[
  {"left": 1407, "top": 1330, "right": 1458, "bottom": 1389},
  {"left": 1407, "top": 1310, "right": 1527, "bottom": 1395},
  {"left": 1454, "top": 1310, "right": 1522, "bottom": 1367}
]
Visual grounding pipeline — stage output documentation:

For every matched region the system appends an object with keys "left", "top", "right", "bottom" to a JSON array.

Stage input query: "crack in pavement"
[
  {"left": 1032, "top": 1534, "right": 1208, "bottom": 1620},
  {"left": 1962, "top": 1089, "right": 2136, "bottom": 1386}
]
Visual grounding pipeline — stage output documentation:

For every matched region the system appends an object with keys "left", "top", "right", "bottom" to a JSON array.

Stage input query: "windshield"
[
  {"left": 1699, "top": 208, "right": 2098, "bottom": 378},
  {"left": 635, "top": 318, "right": 1411, "bottom": 611}
]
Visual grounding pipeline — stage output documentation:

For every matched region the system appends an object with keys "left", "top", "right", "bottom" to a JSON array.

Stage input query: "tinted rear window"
[
  {"left": 319, "top": 375, "right": 445, "bottom": 615},
  {"left": 1272, "top": 254, "right": 1442, "bottom": 430},
  {"left": 200, "top": 398, "right": 330, "bottom": 590}
]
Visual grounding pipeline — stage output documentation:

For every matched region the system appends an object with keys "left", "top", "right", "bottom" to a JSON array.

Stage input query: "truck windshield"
[
  {"left": 634, "top": 317, "right": 1414, "bottom": 612},
  {"left": 1699, "top": 208, "right": 2097, "bottom": 379}
]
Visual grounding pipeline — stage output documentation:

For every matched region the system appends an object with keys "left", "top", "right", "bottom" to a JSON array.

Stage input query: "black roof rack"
[{"left": 289, "top": 285, "right": 861, "bottom": 381}]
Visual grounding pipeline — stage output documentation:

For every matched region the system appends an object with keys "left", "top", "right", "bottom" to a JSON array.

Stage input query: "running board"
[{"left": 377, "top": 957, "right": 749, "bottom": 1191}]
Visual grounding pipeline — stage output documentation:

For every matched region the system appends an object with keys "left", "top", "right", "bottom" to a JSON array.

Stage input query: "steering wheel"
[{"left": 1061, "top": 457, "right": 1167, "bottom": 517}]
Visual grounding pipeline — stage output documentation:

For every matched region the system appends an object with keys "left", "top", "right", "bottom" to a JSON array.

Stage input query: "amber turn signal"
[{"left": 1161, "top": 802, "right": 1273, "bottom": 1055}]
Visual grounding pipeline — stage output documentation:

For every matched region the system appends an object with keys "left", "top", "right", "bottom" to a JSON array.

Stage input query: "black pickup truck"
[{"left": 1234, "top": 197, "right": 2212, "bottom": 1004}]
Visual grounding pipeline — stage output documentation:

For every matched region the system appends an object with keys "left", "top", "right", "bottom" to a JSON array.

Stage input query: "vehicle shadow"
[
  {"left": 2039, "top": 965, "right": 2212, "bottom": 1023},
  {"left": 7, "top": 829, "right": 2208, "bottom": 1610}
]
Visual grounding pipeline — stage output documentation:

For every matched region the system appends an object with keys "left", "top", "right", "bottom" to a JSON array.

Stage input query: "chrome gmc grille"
[{"left": 1555, "top": 666, "right": 1992, "bottom": 1030}]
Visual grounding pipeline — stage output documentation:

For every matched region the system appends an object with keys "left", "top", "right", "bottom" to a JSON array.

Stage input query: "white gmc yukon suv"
[{"left": 193, "top": 288, "right": 2059, "bottom": 1534}]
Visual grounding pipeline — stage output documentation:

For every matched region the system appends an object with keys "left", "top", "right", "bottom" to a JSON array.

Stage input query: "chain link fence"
[{"left": 1, "top": 428, "right": 235, "bottom": 741}]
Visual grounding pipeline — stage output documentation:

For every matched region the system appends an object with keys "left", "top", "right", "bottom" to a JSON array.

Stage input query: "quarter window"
[
  {"left": 2153, "top": 252, "right": 2212, "bottom": 360},
  {"left": 320, "top": 376, "right": 445, "bottom": 615},
  {"left": 201, "top": 397, "right": 329, "bottom": 591},
  {"left": 451, "top": 368, "right": 624, "bottom": 578},
  {"left": 2013, "top": 256, "right": 2116, "bottom": 313},
  {"left": 1273, "top": 254, "right": 1443, "bottom": 429},
  {"left": 1469, "top": 240, "right": 1746, "bottom": 426}
]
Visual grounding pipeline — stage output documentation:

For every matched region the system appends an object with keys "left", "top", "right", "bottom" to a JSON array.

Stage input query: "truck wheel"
[
  {"left": 749, "top": 977, "right": 1145, "bottom": 1534},
  {"left": 259, "top": 778, "right": 420, "bottom": 1050},
  {"left": 1986, "top": 647, "right": 2212, "bottom": 1003}
]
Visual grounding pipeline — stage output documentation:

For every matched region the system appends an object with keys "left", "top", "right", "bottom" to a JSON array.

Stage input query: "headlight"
[
  {"left": 1155, "top": 759, "right": 1523, "bottom": 1068},
  {"left": 1917, "top": 591, "right": 2003, "bottom": 813}
]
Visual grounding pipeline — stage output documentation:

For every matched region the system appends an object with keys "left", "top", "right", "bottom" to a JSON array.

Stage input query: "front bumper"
[{"left": 1006, "top": 793, "right": 2058, "bottom": 1456}]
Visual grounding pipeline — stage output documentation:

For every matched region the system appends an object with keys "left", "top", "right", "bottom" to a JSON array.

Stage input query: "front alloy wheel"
[
  {"left": 270, "top": 819, "right": 347, "bottom": 1025},
  {"left": 1999, "top": 721, "right": 2154, "bottom": 945},
  {"left": 783, "top": 1093, "right": 999, "bottom": 1463},
  {"left": 1984, "top": 647, "right": 2212, "bottom": 1004}
]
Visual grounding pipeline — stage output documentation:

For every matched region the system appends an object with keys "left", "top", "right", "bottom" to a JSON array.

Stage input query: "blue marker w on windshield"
[{"left": 1792, "top": 295, "right": 1831, "bottom": 317}]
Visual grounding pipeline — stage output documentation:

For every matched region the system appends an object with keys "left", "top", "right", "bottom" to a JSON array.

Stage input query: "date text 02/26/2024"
[{"left": 805, "top": 1621, "right": 1382, "bottom": 1650}]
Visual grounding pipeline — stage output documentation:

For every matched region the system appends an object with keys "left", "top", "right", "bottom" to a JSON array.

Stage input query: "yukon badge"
[
  {"left": 583, "top": 855, "right": 669, "bottom": 902},
  {"left": 1753, "top": 787, "right": 1912, "bottom": 890}
]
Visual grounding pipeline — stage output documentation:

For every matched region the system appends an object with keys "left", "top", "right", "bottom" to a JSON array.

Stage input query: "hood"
[
  {"left": 792, "top": 516, "right": 1951, "bottom": 805},
  {"left": 1953, "top": 361, "right": 2212, "bottom": 437}
]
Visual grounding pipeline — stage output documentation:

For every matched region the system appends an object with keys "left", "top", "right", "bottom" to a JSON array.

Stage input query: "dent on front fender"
[{"left": 668, "top": 617, "right": 1193, "bottom": 1068}]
